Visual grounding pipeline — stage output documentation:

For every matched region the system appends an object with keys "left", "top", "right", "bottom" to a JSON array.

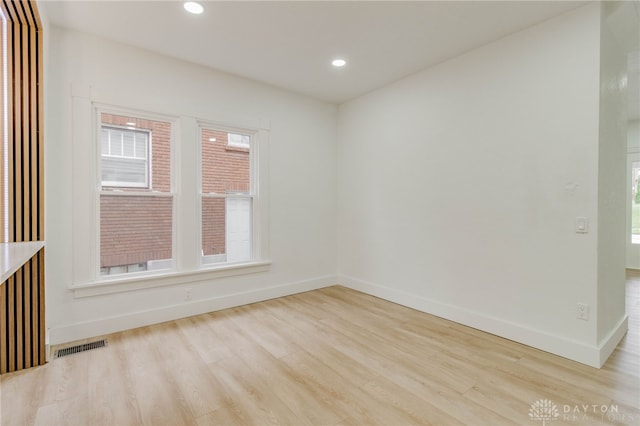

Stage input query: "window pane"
[
  {"left": 201, "top": 196, "right": 252, "bottom": 264},
  {"left": 633, "top": 161, "right": 640, "bottom": 245},
  {"left": 102, "top": 157, "right": 147, "bottom": 187},
  {"left": 100, "top": 194, "right": 173, "bottom": 276},
  {"left": 201, "top": 128, "right": 250, "bottom": 194},
  {"left": 123, "top": 131, "right": 135, "bottom": 157},
  {"left": 226, "top": 196, "right": 252, "bottom": 263},
  {"left": 110, "top": 130, "right": 123, "bottom": 156},
  {"left": 202, "top": 197, "right": 226, "bottom": 264},
  {"left": 135, "top": 136, "right": 147, "bottom": 159}
]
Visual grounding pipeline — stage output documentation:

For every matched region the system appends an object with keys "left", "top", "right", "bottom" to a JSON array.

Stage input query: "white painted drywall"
[
  {"left": 628, "top": 122, "right": 640, "bottom": 270},
  {"left": 45, "top": 26, "right": 338, "bottom": 343},
  {"left": 630, "top": 121, "right": 640, "bottom": 151},
  {"left": 597, "top": 2, "right": 631, "bottom": 357},
  {"left": 337, "top": 4, "right": 609, "bottom": 366}
]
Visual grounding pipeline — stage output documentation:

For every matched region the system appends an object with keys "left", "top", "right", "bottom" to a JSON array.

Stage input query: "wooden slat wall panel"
[
  {"left": 0, "top": 250, "right": 45, "bottom": 373},
  {"left": 0, "top": 0, "right": 45, "bottom": 374},
  {"left": 1, "top": 0, "right": 43, "bottom": 243}
]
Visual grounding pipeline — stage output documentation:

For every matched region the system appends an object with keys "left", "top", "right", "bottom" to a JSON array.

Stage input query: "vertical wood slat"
[
  {"left": 0, "top": 281, "right": 5, "bottom": 372},
  {"left": 13, "top": 8, "right": 23, "bottom": 242},
  {"left": 0, "top": 6, "right": 3, "bottom": 245},
  {"left": 38, "top": 250, "right": 44, "bottom": 363},
  {"left": 30, "top": 25, "right": 38, "bottom": 240},
  {"left": 21, "top": 23, "right": 30, "bottom": 242},
  {"left": 30, "top": 252, "right": 38, "bottom": 366},
  {"left": 0, "top": 0, "right": 45, "bottom": 374},
  {"left": 7, "top": 275, "right": 15, "bottom": 372},
  {"left": 23, "top": 260, "right": 31, "bottom": 369},
  {"left": 15, "top": 267, "right": 22, "bottom": 370}
]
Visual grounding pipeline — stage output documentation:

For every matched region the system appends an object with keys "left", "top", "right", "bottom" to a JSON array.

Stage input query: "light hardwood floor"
[{"left": 1, "top": 273, "right": 639, "bottom": 426}]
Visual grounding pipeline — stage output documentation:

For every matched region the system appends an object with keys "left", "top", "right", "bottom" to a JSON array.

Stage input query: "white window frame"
[
  {"left": 100, "top": 124, "right": 151, "bottom": 188},
  {"left": 199, "top": 123, "right": 262, "bottom": 268},
  {"left": 95, "top": 105, "right": 177, "bottom": 280}
]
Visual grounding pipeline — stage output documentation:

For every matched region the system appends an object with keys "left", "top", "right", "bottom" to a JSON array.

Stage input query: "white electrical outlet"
[
  {"left": 575, "top": 217, "right": 589, "bottom": 233},
  {"left": 185, "top": 288, "right": 192, "bottom": 301},
  {"left": 577, "top": 303, "right": 589, "bottom": 320}
]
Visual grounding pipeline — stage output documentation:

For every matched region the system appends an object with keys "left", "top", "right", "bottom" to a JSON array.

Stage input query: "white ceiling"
[{"left": 39, "top": 0, "right": 592, "bottom": 104}]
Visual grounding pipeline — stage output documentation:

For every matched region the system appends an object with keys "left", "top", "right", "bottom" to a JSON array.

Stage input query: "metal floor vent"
[{"left": 54, "top": 339, "right": 108, "bottom": 359}]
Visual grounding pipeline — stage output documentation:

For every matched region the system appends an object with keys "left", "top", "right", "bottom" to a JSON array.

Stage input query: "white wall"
[
  {"left": 597, "top": 2, "right": 631, "bottom": 357},
  {"left": 337, "top": 4, "right": 616, "bottom": 367},
  {"left": 630, "top": 121, "right": 640, "bottom": 151},
  {"left": 45, "top": 26, "right": 338, "bottom": 343}
]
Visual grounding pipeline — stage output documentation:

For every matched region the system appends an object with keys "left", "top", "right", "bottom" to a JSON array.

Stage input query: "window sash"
[
  {"left": 201, "top": 125, "right": 254, "bottom": 267},
  {"left": 96, "top": 109, "right": 175, "bottom": 280}
]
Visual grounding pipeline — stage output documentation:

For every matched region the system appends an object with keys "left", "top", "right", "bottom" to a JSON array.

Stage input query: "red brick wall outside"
[
  {"left": 202, "top": 198, "right": 226, "bottom": 256},
  {"left": 100, "top": 194, "right": 172, "bottom": 267},
  {"left": 201, "top": 129, "right": 250, "bottom": 256},
  {"left": 100, "top": 116, "right": 250, "bottom": 268}
]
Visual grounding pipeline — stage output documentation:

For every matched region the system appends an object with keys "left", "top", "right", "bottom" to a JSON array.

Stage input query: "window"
[
  {"left": 98, "top": 111, "right": 174, "bottom": 277},
  {"left": 101, "top": 126, "right": 149, "bottom": 188},
  {"left": 227, "top": 132, "right": 250, "bottom": 149},
  {"left": 71, "top": 98, "right": 270, "bottom": 294},
  {"left": 201, "top": 127, "right": 253, "bottom": 265}
]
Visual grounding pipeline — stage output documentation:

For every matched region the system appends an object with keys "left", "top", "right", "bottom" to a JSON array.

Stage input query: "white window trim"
[
  {"left": 198, "top": 121, "right": 269, "bottom": 269},
  {"left": 70, "top": 91, "right": 270, "bottom": 297}
]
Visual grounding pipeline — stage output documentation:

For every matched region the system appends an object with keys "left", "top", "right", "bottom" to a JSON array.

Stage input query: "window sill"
[{"left": 70, "top": 260, "right": 271, "bottom": 298}]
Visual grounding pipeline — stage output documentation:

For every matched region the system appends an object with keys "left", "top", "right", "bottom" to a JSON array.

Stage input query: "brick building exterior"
[{"left": 100, "top": 113, "right": 249, "bottom": 275}]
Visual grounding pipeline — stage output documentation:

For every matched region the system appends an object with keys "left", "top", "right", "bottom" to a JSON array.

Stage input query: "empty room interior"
[{"left": 1, "top": 0, "right": 640, "bottom": 424}]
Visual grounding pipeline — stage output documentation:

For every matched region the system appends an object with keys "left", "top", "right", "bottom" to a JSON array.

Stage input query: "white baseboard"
[
  {"left": 50, "top": 275, "right": 337, "bottom": 345},
  {"left": 597, "top": 316, "right": 628, "bottom": 367},
  {"left": 338, "top": 274, "right": 620, "bottom": 368}
]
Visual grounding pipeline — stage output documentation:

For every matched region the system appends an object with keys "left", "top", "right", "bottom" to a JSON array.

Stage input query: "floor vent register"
[{"left": 54, "top": 339, "right": 108, "bottom": 359}]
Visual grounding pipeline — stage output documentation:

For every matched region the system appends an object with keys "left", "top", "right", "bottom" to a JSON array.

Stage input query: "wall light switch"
[{"left": 575, "top": 217, "right": 588, "bottom": 234}]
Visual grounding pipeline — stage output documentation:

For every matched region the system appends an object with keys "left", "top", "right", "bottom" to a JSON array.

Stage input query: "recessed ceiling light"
[
  {"left": 184, "top": 1, "right": 204, "bottom": 14},
  {"left": 209, "top": 137, "right": 216, "bottom": 142},
  {"left": 332, "top": 58, "right": 346, "bottom": 67}
]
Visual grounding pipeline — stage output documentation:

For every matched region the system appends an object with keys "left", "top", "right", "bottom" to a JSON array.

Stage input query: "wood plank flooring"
[{"left": 1, "top": 273, "right": 639, "bottom": 425}]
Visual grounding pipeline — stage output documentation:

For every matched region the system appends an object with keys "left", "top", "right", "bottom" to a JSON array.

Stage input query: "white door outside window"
[{"left": 226, "top": 197, "right": 251, "bottom": 263}]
